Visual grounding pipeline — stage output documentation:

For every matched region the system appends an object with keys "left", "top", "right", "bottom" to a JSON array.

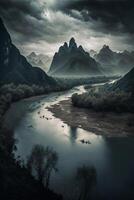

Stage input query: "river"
[{"left": 3, "top": 84, "right": 134, "bottom": 200}]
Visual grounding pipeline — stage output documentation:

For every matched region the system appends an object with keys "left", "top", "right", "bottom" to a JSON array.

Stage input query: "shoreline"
[
  {"left": 0, "top": 92, "right": 62, "bottom": 200},
  {"left": 47, "top": 99, "right": 134, "bottom": 137}
]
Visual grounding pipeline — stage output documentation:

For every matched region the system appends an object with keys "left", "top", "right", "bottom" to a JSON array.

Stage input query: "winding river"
[{"left": 4, "top": 84, "right": 134, "bottom": 200}]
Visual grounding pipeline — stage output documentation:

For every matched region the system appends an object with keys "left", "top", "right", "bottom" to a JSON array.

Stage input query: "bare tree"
[{"left": 27, "top": 144, "right": 58, "bottom": 189}]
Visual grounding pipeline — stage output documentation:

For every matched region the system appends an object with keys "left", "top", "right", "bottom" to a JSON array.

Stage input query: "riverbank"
[
  {"left": 0, "top": 86, "right": 62, "bottom": 200},
  {"left": 47, "top": 99, "right": 134, "bottom": 137}
]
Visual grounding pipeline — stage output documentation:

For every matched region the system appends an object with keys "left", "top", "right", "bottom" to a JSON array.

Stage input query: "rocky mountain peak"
[
  {"left": 103, "top": 44, "right": 110, "bottom": 49},
  {"left": 0, "top": 17, "right": 11, "bottom": 45},
  {"left": 78, "top": 45, "right": 84, "bottom": 51},
  {"left": 69, "top": 37, "right": 77, "bottom": 49},
  {"left": 100, "top": 45, "right": 113, "bottom": 54},
  {"left": 63, "top": 42, "right": 68, "bottom": 48},
  {"left": 30, "top": 52, "right": 37, "bottom": 57},
  {"left": 49, "top": 38, "right": 102, "bottom": 76},
  {"left": 99, "top": 45, "right": 114, "bottom": 56}
]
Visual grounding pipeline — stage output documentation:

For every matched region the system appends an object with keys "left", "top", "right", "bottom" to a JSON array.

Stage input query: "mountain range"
[
  {"left": 94, "top": 45, "right": 134, "bottom": 75},
  {"left": 1, "top": 16, "right": 133, "bottom": 87},
  {"left": 0, "top": 18, "right": 57, "bottom": 87},
  {"left": 27, "top": 52, "right": 52, "bottom": 72},
  {"left": 49, "top": 38, "right": 103, "bottom": 76}
]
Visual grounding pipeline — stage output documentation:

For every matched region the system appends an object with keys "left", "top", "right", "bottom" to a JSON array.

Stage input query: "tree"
[{"left": 27, "top": 144, "right": 58, "bottom": 189}]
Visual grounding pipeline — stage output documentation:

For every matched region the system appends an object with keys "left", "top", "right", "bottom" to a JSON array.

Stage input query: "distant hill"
[
  {"left": 94, "top": 45, "right": 134, "bottom": 75},
  {"left": 89, "top": 49, "right": 97, "bottom": 58},
  {"left": 112, "top": 67, "right": 134, "bottom": 94},
  {"left": 0, "top": 18, "right": 56, "bottom": 87},
  {"left": 49, "top": 38, "right": 103, "bottom": 76},
  {"left": 27, "top": 52, "right": 52, "bottom": 72}
]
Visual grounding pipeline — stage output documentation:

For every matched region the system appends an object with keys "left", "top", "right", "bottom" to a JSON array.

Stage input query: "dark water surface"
[{"left": 5, "top": 85, "right": 134, "bottom": 200}]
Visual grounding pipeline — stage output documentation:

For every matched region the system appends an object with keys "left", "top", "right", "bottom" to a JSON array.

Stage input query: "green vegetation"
[
  {"left": 0, "top": 83, "right": 62, "bottom": 200},
  {"left": 72, "top": 67, "right": 134, "bottom": 113},
  {"left": 56, "top": 76, "right": 119, "bottom": 89},
  {"left": 0, "top": 82, "right": 65, "bottom": 125},
  {"left": 0, "top": 84, "right": 43, "bottom": 124},
  {"left": 0, "top": 128, "right": 62, "bottom": 200},
  {"left": 72, "top": 89, "right": 134, "bottom": 113}
]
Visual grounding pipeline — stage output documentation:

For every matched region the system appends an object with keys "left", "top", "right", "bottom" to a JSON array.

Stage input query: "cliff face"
[
  {"left": 0, "top": 18, "right": 56, "bottom": 87},
  {"left": 49, "top": 38, "right": 103, "bottom": 76}
]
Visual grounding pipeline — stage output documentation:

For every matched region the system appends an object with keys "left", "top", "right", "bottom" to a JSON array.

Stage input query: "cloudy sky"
[{"left": 0, "top": 0, "right": 134, "bottom": 56}]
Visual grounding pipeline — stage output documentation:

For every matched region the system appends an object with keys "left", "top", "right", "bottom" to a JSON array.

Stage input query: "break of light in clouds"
[{"left": 0, "top": 0, "right": 134, "bottom": 57}]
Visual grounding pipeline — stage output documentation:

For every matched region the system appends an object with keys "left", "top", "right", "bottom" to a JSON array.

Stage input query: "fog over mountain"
[
  {"left": 49, "top": 38, "right": 102, "bottom": 76},
  {"left": 27, "top": 52, "right": 52, "bottom": 72},
  {"left": 0, "top": 0, "right": 134, "bottom": 84},
  {"left": 0, "top": 0, "right": 134, "bottom": 56},
  {"left": 0, "top": 18, "right": 56, "bottom": 87},
  {"left": 94, "top": 45, "right": 134, "bottom": 75}
]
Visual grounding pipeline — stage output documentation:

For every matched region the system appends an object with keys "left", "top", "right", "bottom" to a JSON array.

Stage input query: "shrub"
[{"left": 72, "top": 90, "right": 134, "bottom": 113}]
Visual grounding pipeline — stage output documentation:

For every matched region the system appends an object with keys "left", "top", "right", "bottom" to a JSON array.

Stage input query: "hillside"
[
  {"left": 72, "top": 68, "right": 134, "bottom": 112},
  {"left": 49, "top": 38, "right": 103, "bottom": 76},
  {"left": 27, "top": 52, "right": 52, "bottom": 72},
  {"left": 94, "top": 45, "right": 134, "bottom": 75},
  {"left": 0, "top": 18, "right": 56, "bottom": 88},
  {"left": 112, "top": 67, "right": 134, "bottom": 94}
]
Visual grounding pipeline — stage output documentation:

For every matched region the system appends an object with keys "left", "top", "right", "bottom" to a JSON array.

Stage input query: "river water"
[{"left": 5, "top": 84, "right": 134, "bottom": 200}]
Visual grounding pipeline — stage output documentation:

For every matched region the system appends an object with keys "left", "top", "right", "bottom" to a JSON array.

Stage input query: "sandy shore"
[{"left": 47, "top": 99, "right": 134, "bottom": 137}]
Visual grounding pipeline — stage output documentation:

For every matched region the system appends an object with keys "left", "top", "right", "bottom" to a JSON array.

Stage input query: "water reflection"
[
  {"left": 10, "top": 84, "right": 134, "bottom": 200},
  {"left": 69, "top": 126, "right": 78, "bottom": 144},
  {"left": 74, "top": 165, "right": 97, "bottom": 200}
]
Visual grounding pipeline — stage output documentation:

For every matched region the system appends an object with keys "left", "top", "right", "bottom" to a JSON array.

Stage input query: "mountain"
[
  {"left": 89, "top": 49, "right": 97, "bottom": 58},
  {"left": 0, "top": 18, "right": 56, "bottom": 87},
  {"left": 112, "top": 67, "right": 134, "bottom": 94},
  {"left": 27, "top": 52, "right": 52, "bottom": 72},
  {"left": 95, "top": 45, "right": 115, "bottom": 64},
  {"left": 49, "top": 38, "right": 103, "bottom": 76},
  {"left": 94, "top": 45, "right": 134, "bottom": 75}
]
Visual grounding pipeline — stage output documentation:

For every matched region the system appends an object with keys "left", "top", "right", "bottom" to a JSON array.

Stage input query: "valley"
[
  {"left": 3, "top": 82, "right": 134, "bottom": 200},
  {"left": 0, "top": 11, "right": 134, "bottom": 200}
]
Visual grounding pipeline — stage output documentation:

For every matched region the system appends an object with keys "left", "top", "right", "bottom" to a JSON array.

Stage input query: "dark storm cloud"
[
  {"left": 0, "top": 0, "right": 46, "bottom": 43},
  {"left": 1, "top": 0, "right": 133, "bottom": 40},
  {"left": 0, "top": 0, "right": 78, "bottom": 44},
  {"left": 0, "top": 0, "right": 133, "bottom": 55},
  {"left": 0, "top": 0, "right": 45, "bottom": 20},
  {"left": 60, "top": 0, "right": 134, "bottom": 35}
]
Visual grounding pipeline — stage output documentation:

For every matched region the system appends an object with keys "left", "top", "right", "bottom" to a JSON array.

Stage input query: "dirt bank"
[{"left": 47, "top": 99, "right": 134, "bottom": 137}]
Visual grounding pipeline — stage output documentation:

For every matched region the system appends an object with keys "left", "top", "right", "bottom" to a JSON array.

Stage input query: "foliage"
[
  {"left": 0, "top": 128, "right": 62, "bottom": 200},
  {"left": 56, "top": 76, "right": 119, "bottom": 90},
  {"left": 0, "top": 83, "right": 62, "bottom": 199},
  {"left": 27, "top": 145, "right": 58, "bottom": 188},
  {"left": 72, "top": 89, "right": 134, "bottom": 113}
]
